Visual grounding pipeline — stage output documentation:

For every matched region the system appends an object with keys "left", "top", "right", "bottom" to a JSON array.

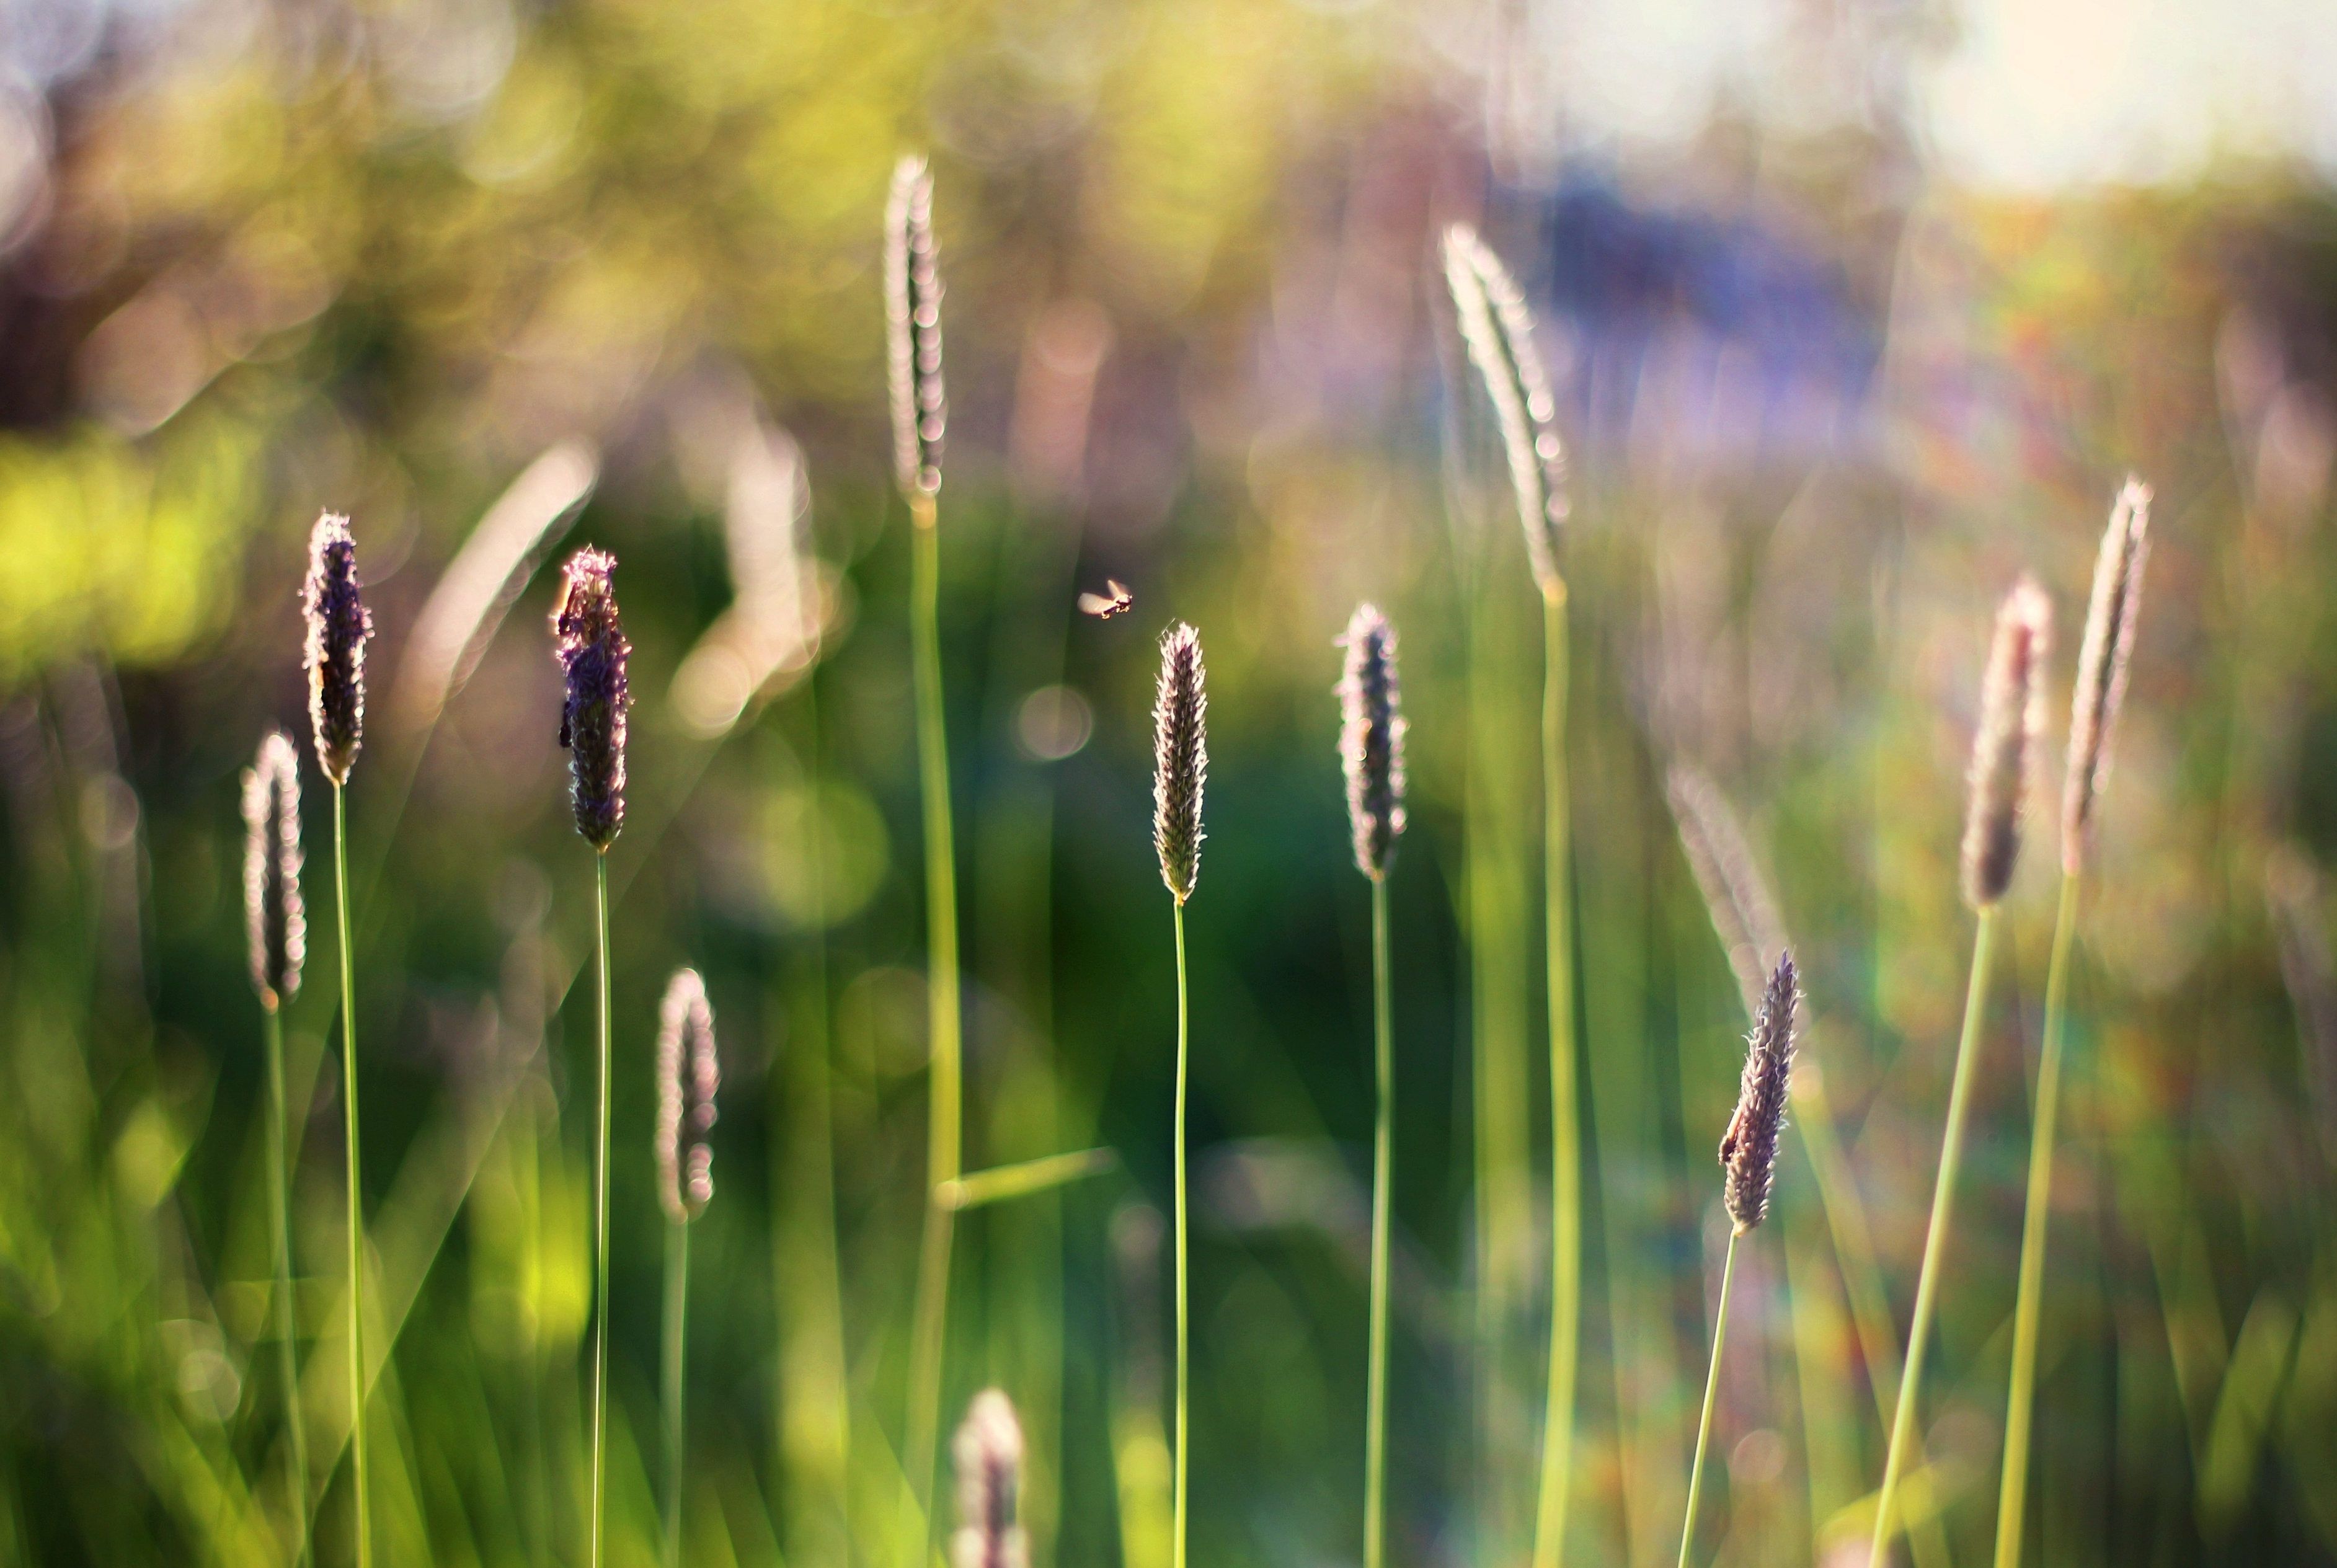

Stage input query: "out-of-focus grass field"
[{"left": 2, "top": 1, "right": 2337, "bottom": 1564}]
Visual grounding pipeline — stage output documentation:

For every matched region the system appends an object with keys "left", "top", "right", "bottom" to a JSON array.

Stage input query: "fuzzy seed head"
[
  {"left": 1720, "top": 951, "right": 1799, "bottom": 1233},
  {"left": 2062, "top": 477, "right": 2152, "bottom": 875},
  {"left": 242, "top": 732, "right": 305, "bottom": 1009},
  {"left": 1152, "top": 622, "right": 1207, "bottom": 903},
  {"left": 951, "top": 1390, "right": 1027, "bottom": 1568},
  {"left": 654, "top": 968, "right": 719, "bottom": 1223},
  {"left": 1337, "top": 603, "right": 1407, "bottom": 878},
  {"left": 1961, "top": 576, "right": 2053, "bottom": 908},
  {"left": 302, "top": 512, "right": 374, "bottom": 785},
  {"left": 552, "top": 548, "right": 632, "bottom": 849},
  {"left": 887, "top": 155, "right": 947, "bottom": 498},
  {"left": 1442, "top": 224, "right": 1569, "bottom": 595}
]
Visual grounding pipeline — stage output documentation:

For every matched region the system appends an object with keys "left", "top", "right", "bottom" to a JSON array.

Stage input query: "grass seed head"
[
  {"left": 951, "top": 1389, "right": 1027, "bottom": 1568},
  {"left": 1152, "top": 621, "right": 1207, "bottom": 903},
  {"left": 887, "top": 154, "right": 947, "bottom": 499},
  {"left": 1442, "top": 223, "right": 1569, "bottom": 596},
  {"left": 1720, "top": 951, "right": 1799, "bottom": 1233},
  {"left": 1961, "top": 575, "right": 2053, "bottom": 909},
  {"left": 2062, "top": 477, "right": 2152, "bottom": 874},
  {"left": 654, "top": 968, "right": 719, "bottom": 1223},
  {"left": 1337, "top": 603, "right": 1407, "bottom": 878},
  {"left": 302, "top": 512, "right": 374, "bottom": 786},
  {"left": 552, "top": 547, "right": 631, "bottom": 849},
  {"left": 241, "top": 732, "right": 305, "bottom": 1010}
]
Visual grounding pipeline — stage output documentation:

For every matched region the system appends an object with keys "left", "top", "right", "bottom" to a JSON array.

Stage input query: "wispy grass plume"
[
  {"left": 952, "top": 1391, "right": 1028, "bottom": 1568},
  {"left": 889, "top": 149, "right": 968, "bottom": 1551},
  {"left": 656, "top": 969, "right": 719, "bottom": 1568},
  {"left": 1664, "top": 763, "right": 1954, "bottom": 1568},
  {"left": 552, "top": 546, "right": 632, "bottom": 1568},
  {"left": 301, "top": 510, "right": 374, "bottom": 1568},
  {"left": 1996, "top": 481, "right": 2152, "bottom": 1568},
  {"left": 1442, "top": 221, "right": 1580, "bottom": 1568},
  {"left": 1872, "top": 577, "right": 2051, "bottom": 1568},
  {"left": 243, "top": 732, "right": 311, "bottom": 1566},
  {"left": 1151, "top": 621, "right": 1207, "bottom": 1568},
  {"left": 1338, "top": 604, "right": 1404, "bottom": 1568},
  {"left": 1677, "top": 955, "right": 1798, "bottom": 1568}
]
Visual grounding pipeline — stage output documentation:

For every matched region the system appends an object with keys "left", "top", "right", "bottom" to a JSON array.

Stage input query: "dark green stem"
[
  {"left": 1172, "top": 896, "right": 1191, "bottom": 1568},
  {"left": 264, "top": 1004, "right": 311, "bottom": 1567},
  {"left": 590, "top": 851, "right": 612, "bottom": 1568},
  {"left": 1677, "top": 1229, "right": 1742, "bottom": 1568},
  {"left": 903, "top": 492, "right": 963, "bottom": 1558},
  {"left": 1869, "top": 908, "right": 2000, "bottom": 1567},
  {"left": 1993, "top": 874, "right": 2081, "bottom": 1568},
  {"left": 1531, "top": 584, "right": 1579, "bottom": 1568},
  {"left": 1365, "top": 874, "right": 1393, "bottom": 1568},
  {"left": 664, "top": 1216, "right": 691, "bottom": 1568},
  {"left": 334, "top": 783, "right": 370, "bottom": 1568}
]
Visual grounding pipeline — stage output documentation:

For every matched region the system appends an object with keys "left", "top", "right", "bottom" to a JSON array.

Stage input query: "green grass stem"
[
  {"left": 903, "top": 491, "right": 964, "bottom": 1556},
  {"left": 1531, "top": 585, "right": 1580, "bottom": 1568},
  {"left": 1993, "top": 872, "right": 2082, "bottom": 1568},
  {"left": 262, "top": 1003, "right": 312, "bottom": 1567},
  {"left": 1675, "top": 1229, "right": 1742, "bottom": 1568},
  {"left": 1365, "top": 873, "right": 1393, "bottom": 1568},
  {"left": 590, "top": 851, "right": 612, "bottom": 1568},
  {"left": 1869, "top": 907, "right": 2000, "bottom": 1568},
  {"left": 663, "top": 1215, "right": 691, "bottom": 1568},
  {"left": 333, "top": 783, "right": 371, "bottom": 1568},
  {"left": 1171, "top": 897, "right": 1191, "bottom": 1568}
]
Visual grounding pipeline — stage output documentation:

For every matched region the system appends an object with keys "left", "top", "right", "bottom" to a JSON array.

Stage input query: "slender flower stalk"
[
  {"left": 1338, "top": 606, "right": 1406, "bottom": 1568},
  {"left": 244, "top": 733, "right": 311, "bottom": 1566},
  {"left": 1870, "top": 578, "right": 2051, "bottom": 1568},
  {"left": 1678, "top": 955, "right": 1798, "bottom": 1568},
  {"left": 656, "top": 970, "right": 719, "bottom": 1568},
  {"left": 1995, "top": 480, "right": 2150, "bottom": 1568},
  {"left": 1153, "top": 622, "right": 1207, "bottom": 1568},
  {"left": 952, "top": 1391, "right": 1029, "bottom": 1568},
  {"left": 888, "top": 151, "right": 966, "bottom": 1550},
  {"left": 302, "top": 512, "right": 373, "bottom": 1568},
  {"left": 1443, "top": 223, "right": 1579, "bottom": 1568},
  {"left": 553, "top": 547, "right": 632, "bottom": 1568}
]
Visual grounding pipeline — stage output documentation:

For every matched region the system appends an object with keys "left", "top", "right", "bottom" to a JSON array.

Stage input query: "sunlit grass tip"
[
  {"left": 303, "top": 510, "right": 373, "bottom": 786},
  {"left": 952, "top": 1389, "right": 1029, "bottom": 1568},
  {"left": 1721, "top": 952, "right": 1799, "bottom": 1235},
  {"left": 1440, "top": 223, "right": 1569, "bottom": 596},
  {"left": 1961, "top": 576, "right": 2053, "bottom": 909},
  {"left": 887, "top": 153, "right": 947, "bottom": 499},
  {"left": 2062, "top": 477, "right": 2152, "bottom": 874},
  {"left": 1664, "top": 764, "right": 1787, "bottom": 1020},
  {"left": 655, "top": 967, "right": 719, "bottom": 1224},
  {"left": 1153, "top": 622, "right": 1208, "bottom": 904},
  {"left": 552, "top": 547, "right": 632, "bottom": 849},
  {"left": 242, "top": 732, "right": 306, "bottom": 1011},
  {"left": 1337, "top": 603, "right": 1407, "bottom": 879}
]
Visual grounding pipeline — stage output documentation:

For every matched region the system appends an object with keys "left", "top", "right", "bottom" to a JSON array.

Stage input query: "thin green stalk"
[
  {"left": 664, "top": 1216, "right": 691, "bottom": 1568},
  {"left": 333, "top": 783, "right": 370, "bottom": 1568},
  {"left": 263, "top": 1004, "right": 312, "bottom": 1568},
  {"left": 590, "top": 851, "right": 613, "bottom": 1568},
  {"left": 1531, "top": 584, "right": 1579, "bottom": 1568},
  {"left": 1365, "top": 874, "right": 1393, "bottom": 1568},
  {"left": 1676, "top": 1231, "right": 1742, "bottom": 1568},
  {"left": 1172, "top": 898, "right": 1191, "bottom": 1568},
  {"left": 1869, "top": 908, "right": 1999, "bottom": 1568},
  {"left": 1993, "top": 873, "right": 2080, "bottom": 1568},
  {"left": 903, "top": 492, "right": 964, "bottom": 1554}
]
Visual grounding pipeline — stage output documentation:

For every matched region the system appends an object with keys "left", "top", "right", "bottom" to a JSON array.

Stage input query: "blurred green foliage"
[{"left": 4, "top": 1, "right": 2337, "bottom": 1566}]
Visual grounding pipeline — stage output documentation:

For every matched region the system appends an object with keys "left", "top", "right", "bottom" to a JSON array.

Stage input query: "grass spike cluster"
[
  {"left": 887, "top": 154, "right": 947, "bottom": 498},
  {"left": 2061, "top": 477, "right": 2153, "bottom": 873},
  {"left": 952, "top": 1391, "right": 1029, "bottom": 1568},
  {"left": 1441, "top": 223, "right": 1569, "bottom": 597},
  {"left": 1961, "top": 576, "right": 2052, "bottom": 908}
]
